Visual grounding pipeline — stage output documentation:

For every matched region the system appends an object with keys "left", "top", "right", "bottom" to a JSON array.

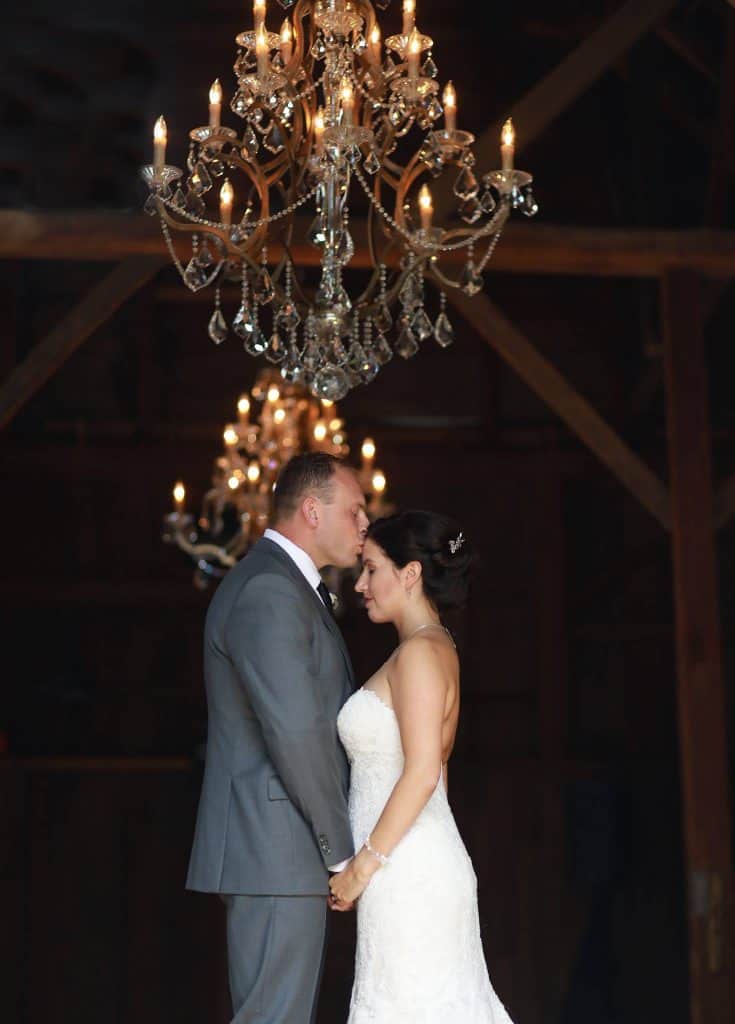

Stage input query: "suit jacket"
[{"left": 186, "top": 537, "right": 355, "bottom": 895}]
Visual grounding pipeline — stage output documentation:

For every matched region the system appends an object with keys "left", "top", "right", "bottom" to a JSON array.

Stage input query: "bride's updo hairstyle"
[{"left": 366, "top": 510, "right": 474, "bottom": 611}]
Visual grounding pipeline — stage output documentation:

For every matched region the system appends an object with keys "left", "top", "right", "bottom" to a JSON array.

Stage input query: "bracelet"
[{"left": 364, "top": 834, "right": 390, "bottom": 866}]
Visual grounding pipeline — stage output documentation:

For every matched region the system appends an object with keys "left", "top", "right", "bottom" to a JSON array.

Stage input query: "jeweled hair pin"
[{"left": 448, "top": 532, "right": 465, "bottom": 555}]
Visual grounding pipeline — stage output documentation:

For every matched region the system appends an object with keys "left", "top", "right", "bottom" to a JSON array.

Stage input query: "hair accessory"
[{"left": 448, "top": 531, "right": 465, "bottom": 555}]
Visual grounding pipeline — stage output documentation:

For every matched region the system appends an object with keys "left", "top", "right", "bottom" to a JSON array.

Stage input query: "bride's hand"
[{"left": 329, "top": 849, "right": 380, "bottom": 905}]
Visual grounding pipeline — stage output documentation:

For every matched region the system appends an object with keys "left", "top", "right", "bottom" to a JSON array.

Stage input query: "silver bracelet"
[{"left": 364, "top": 834, "right": 390, "bottom": 866}]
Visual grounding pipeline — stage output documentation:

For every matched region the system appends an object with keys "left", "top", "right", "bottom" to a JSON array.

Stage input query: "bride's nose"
[{"left": 354, "top": 572, "right": 367, "bottom": 593}]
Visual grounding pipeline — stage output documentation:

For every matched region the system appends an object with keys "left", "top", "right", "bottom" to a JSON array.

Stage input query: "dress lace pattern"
[{"left": 337, "top": 686, "right": 516, "bottom": 1023}]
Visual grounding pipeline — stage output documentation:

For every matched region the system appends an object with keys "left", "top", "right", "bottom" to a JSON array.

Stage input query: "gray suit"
[{"left": 187, "top": 537, "right": 355, "bottom": 1022}]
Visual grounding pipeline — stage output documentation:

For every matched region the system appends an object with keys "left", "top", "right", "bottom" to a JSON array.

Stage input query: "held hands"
[{"left": 328, "top": 847, "right": 381, "bottom": 907}]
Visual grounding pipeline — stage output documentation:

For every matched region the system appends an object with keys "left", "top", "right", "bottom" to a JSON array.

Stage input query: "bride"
[{"left": 329, "top": 510, "right": 515, "bottom": 1024}]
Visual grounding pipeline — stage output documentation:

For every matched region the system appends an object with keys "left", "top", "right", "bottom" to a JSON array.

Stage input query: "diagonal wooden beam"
[
  {"left": 444, "top": 287, "right": 672, "bottom": 529},
  {"left": 436, "top": 0, "right": 678, "bottom": 217},
  {"left": 0, "top": 256, "right": 164, "bottom": 430}
]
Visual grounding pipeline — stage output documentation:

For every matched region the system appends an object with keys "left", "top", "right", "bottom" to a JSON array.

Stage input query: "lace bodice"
[{"left": 337, "top": 685, "right": 516, "bottom": 1024}]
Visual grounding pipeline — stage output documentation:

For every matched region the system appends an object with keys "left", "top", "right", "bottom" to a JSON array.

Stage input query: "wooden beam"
[
  {"left": 445, "top": 288, "right": 672, "bottom": 529},
  {"left": 436, "top": 0, "right": 678, "bottom": 217},
  {"left": 714, "top": 473, "right": 735, "bottom": 531},
  {"left": 661, "top": 268, "right": 735, "bottom": 1024},
  {"left": 4, "top": 212, "right": 735, "bottom": 278},
  {"left": 0, "top": 256, "right": 164, "bottom": 430}
]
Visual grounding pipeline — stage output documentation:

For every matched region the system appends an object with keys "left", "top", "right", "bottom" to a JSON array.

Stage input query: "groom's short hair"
[{"left": 273, "top": 451, "right": 343, "bottom": 522}]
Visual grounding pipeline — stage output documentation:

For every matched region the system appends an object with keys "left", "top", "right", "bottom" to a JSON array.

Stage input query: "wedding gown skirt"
[{"left": 337, "top": 686, "right": 515, "bottom": 1024}]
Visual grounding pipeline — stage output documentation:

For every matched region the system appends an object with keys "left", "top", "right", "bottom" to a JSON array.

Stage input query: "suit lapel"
[{"left": 254, "top": 538, "right": 356, "bottom": 688}]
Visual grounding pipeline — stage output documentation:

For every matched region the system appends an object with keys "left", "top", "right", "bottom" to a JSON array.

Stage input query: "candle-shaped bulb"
[
  {"left": 223, "top": 425, "right": 239, "bottom": 447},
  {"left": 314, "top": 421, "right": 328, "bottom": 442},
  {"left": 361, "top": 438, "right": 376, "bottom": 461},
  {"left": 314, "top": 107, "right": 326, "bottom": 154},
  {"left": 267, "top": 385, "right": 280, "bottom": 403},
  {"left": 253, "top": 0, "right": 266, "bottom": 30},
  {"left": 280, "top": 18, "right": 293, "bottom": 64},
  {"left": 403, "top": 0, "right": 416, "bottom": 37},
  {"left": 209, "top": 79, "right": 222, "bottom": 127},
  {"left": 273, "top": 407, "right": 286, "bottom": 425},
  {"left": 340, "top": 78, "right": 354, "bottom": 126},
  {"left": 369, "top": 23, "right": 382, "bottom": 63},
  {"left": 501, "top": 117, "right": 515, "bottom": 172},
  {"left": 443, "top": 81, "right": 457, "bottom": 133},
  {"left": 372, "top": 470, "right": 387, "bottom": 494},
  {"left": 407, "top": 28, "right": 421, "bottom": 81},
  {"left": 256, "top": 22, "right": 269, "bottom": 78},
  {"left": 418, "top": 183, "right": 433, "bottom": 232},
  {"left": 153, "top": 115, "right": 167, "bottom": 174},
  {"left": 228, "top": 474, "right": 240, "bottom": 491},
  {"left": 220, "top": 178, "right": 234, "bottom": 226},
  {"left": 247, "top": 462, "right": 261, "bottom": 483},
  {"left": 173, "top": 481, "right": 186, "bottom": 513},
  {"left": 237, "top": 395, "right": 250, "bottom": 422}
]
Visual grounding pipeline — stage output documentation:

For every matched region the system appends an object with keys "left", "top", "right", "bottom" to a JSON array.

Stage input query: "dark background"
[{"left": 1, "top": 1, "right": 734, "bottom": 1022}]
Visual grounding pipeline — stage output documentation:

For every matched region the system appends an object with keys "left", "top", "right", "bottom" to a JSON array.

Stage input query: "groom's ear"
[{"left": 301, "top": 495, "right": 320, "bottom": 528}]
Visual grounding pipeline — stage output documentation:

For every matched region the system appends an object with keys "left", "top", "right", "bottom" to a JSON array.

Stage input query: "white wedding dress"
[{"left": 337, "top": 684, "right": 516, "bottom": 1024}]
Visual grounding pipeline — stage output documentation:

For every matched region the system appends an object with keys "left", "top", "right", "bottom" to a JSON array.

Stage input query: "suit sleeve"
[{"left": 224, "top": 572, "right": 354, "bottom": 868}]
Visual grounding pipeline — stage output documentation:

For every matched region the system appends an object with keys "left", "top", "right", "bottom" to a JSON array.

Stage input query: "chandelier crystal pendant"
[
  {"left": 163, "top": 367, "right": 389, "bottom": 587},
  {"left": 141, "top": 0, "right": 537, "bottom": 401}
]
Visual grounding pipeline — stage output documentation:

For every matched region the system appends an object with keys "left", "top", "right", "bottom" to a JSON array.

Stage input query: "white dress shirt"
[{"left": 263, "top": 528, "right": 350, "bottom": 872}]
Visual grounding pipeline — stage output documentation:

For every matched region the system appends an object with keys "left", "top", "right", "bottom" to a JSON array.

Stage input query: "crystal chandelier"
[
  {"left": 141, "top": 0, "right": 537, "bottom": 401},
  {"left": 163, "top": 367, "right": 389, "bottom": 586}
]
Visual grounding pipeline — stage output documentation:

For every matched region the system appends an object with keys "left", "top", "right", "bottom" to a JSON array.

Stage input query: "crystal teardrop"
[
  {"left": 208, "top": 308, "right": 228, "bottom": 345},
  {"left": 411, "top": 307, "right": 434, "bottom": 342},
  {"left": 454, "top": 166, "right": 479, "bottom": 201},
  {"left": 374, "top": 303, "right": 393, "bottom": 333},
  {"left": 183, "top": 257, "right": 210, "bottom": 292},
  {"left": 422, "top": 55, "right": 438, "bottom": 78},
  {"left": 253, "top": 267, "right": 275, "bottom": 304},
  {"left": 460, "top": 261, "right": 484, "bottom": 296},
  {"left": 434, "top": 311, "right": 455, "bottom": 348},
  {"left": 374, "top": 332, "right": 394, "bottom": 364},
  {"left": 479, "top": 189, "right": 497, "bottom": 214},
  {"left": 399, "top": 274, "right": 422, "bottom": 310},
  {"left": 395, "top": 324, "right": 419, "bottom": 359},
  {"left": 275, "top": 300, "right": 301, "bottom": 330},
  {"left": 363, "top": 150, "right": 380, "bottom": 175},
  {"left": 143, "top": 193, "right": 159, "bottom": 217},
  {"left": 232, "top": 303, "right": 254, "bottom": 340},
  {"left": 265, "top": 331, "right": 286, "bottom": 363},
  {"left": 459, "top": 197, "right": 482, "bottom": 224},
  {"left": 243, "top": 325, "right": 268, "bottom": 356}
]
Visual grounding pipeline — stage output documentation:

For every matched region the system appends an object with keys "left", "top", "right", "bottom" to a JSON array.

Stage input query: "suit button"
[{"left": 318, "top": 833, "right": 331, "bottom": 855}]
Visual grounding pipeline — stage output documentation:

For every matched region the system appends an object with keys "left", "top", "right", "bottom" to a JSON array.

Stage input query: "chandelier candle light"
[
  {"left": 141, "top": 0, "right": 537, "bottom": 401},
  {"left": 164, "top": 368, "right": 388, "bottom": 584}
]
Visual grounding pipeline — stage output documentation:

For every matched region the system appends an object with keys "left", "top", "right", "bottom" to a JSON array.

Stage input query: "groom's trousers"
[{"left": 222, "top": 895, "right": 328, "bottom": 1024}]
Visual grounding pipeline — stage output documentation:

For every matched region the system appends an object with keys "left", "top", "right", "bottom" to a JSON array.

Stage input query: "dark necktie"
[{"left": 316, "top": 580, "right": 334, "bottom": 616}]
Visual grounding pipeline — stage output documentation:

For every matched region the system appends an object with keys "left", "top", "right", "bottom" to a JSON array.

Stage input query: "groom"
[{"left": 186, "top": 451, "right": 369, "bottom": 1024}]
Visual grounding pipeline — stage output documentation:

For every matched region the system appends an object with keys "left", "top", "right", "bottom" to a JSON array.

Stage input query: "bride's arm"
[{"left": 329, "top": 638, "right": 449, "bottom": 903}]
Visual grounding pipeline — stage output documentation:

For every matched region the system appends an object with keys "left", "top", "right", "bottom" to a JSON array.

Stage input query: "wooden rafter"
[
  {"left": 435, "top": 0, "right": 678, "bottom": 217},
  {"left": 443, "top": 287, "right": 672, "bottom": 529},
  {"left": 0, "top": 256, "right": 164, "bottom": 430},
  {"left": 4, "top": 212, "right": 735, "bottom": 278}
]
